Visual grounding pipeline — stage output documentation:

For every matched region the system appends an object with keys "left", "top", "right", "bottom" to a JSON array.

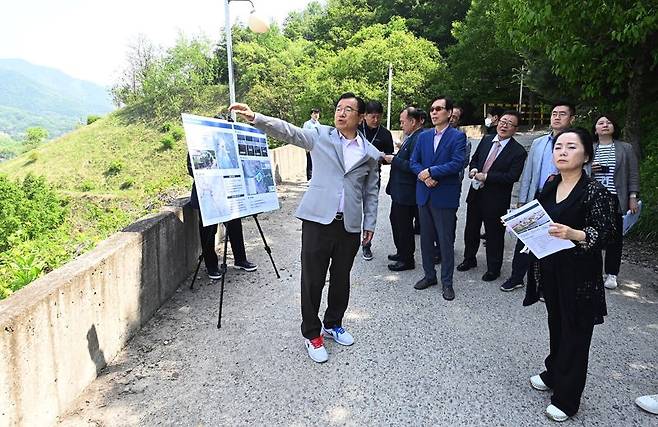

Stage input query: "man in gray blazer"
[
  {"left": 230, "top": 93, "right": 383, "bottom": 363},
  {"left": 500, "top": 101, "right": 575, "bottom": 292}
]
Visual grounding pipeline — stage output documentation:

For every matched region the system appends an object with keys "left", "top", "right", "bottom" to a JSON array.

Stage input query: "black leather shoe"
[
  {"left": 456, "top": 260, "right": 477, "bottom": 272},
  {"left": 442, "top": 285, "right": 455, "bottom": 301},
  {"left": 388, "top": 261, "right": 415, "bottom": 272},
  {"left": 388, "top": 253, "right": 401, "bottom": 261},
  {"left": 414, "top": 277, "right": 437, "bottom": 290},
  {"left": 482, "top": 271, "right": 500, "bottom": 281}
]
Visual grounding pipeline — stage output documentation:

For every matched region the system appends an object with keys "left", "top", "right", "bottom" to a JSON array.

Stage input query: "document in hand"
[
  {"left": 622, "top": 200, "right": 642, "bottom": 236},
  {"left": 501, "top": 200, "right": 575, "bottom": 259}
]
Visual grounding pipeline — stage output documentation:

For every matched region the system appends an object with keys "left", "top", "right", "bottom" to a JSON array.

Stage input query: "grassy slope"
[
  {"left": 0, "top": 113, "right": 190, "bottom": 200},
  {"left": 0, "top": 111, "right": 195, "bottom": 295}
]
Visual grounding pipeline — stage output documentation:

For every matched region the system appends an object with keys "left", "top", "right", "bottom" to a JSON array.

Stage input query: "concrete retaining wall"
[
  {"left": 0, "top": 198, "right": 200, "bottom": 427},
  {"left": 270, "top": 144, "right": 306, "bottom": 183}
]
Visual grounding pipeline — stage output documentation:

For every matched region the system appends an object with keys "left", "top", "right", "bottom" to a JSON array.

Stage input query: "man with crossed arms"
[{"left": 230, "top": 93, "right": 382, "bottom": 363}]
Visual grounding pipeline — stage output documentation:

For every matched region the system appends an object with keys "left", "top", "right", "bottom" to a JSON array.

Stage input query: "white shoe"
[
  {"left": 545, "top": 404, "right": 569, "bottom": 422},
  {"left": 604, "top": 274, "right": 618, "bottom": 289},
  {"left": 530, "top": 375, "right": 550, "bottom": 391},
  {"left": 636, "top": 394, "right": 658, "bottom": 414},
  {"left": 322, "top": 325, "right": 354, "bottom": 346},
  {"left": 304, "top": 336, "right": 328, "bottom": 363}
]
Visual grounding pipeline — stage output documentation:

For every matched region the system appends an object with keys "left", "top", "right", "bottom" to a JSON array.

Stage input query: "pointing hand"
[{"left": 228, "top": 103, "right": 256, "bottom": 122}]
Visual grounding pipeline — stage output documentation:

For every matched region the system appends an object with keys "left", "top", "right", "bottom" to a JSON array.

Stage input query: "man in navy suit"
[
  {"left": 457, "top": 111, "right": 527, "bottom": 281},
  {"left": 384, "top": 106, "right": 425, "bottom": 271},
  {"left": 410, "top": 96, "right": 467, "bottom": 301}
]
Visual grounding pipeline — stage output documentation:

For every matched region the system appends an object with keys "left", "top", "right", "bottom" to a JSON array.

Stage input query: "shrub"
[
  {"left": 87, "top": 115, "right": 102, "bottom": 125},
  {"left": 80, "top": 179, "right": 95, "bottom": 192},
  {"left": 170, "top": 126, "right": 184, "bottom": 141},
  {"left": 27, "top": 151, "right": 39, "bottom": 163},
  {"left": 0, "top": 174, "right": 67, "bottom": 252},
  {"left": 160, "top": 135, "right": 175, "bottom": 150},
  {"left": 106, "top": 160, "right": 124, "bottom": 175},
  {"left": 161, "top": 122, "right": 173, "bottom": 133},
  {"left": 120, "top": 177, "right": 134, "bottom": 190}
]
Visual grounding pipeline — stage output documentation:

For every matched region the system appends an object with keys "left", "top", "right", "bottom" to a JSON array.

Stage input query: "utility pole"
[
  {"left": 518, "top": 65, "right": 525, "bottom": 113},
  {"left": 386, "top": 63, "right": 393, "bottom": 129}
]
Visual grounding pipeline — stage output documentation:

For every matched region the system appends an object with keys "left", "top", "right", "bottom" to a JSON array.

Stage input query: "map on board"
[{"left": 182, "top": 114, "right": 279, "bottom": 226}]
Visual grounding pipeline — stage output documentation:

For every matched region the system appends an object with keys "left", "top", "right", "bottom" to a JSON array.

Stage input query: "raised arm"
[{"left": 230, "top": 103, "right": 316, "bottom": 150}]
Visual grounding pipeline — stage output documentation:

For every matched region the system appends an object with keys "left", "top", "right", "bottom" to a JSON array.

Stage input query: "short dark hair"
[
  {"left": 310, "top": 108, "right": 320, "bottom": 114},
  {"left": 554, "top": 127, "right": 594, "bottom": 164},
  {"left": 365, "top": 100, "right": 384, "bottom": 114},
  {"left": 430, "top": 95, "right": 454, "bottom": 112},
  {"left": 402, "top": 106, "right": 423, "bottom": 122},
  {"left": 418, "top": 109, "right": 428, "bottom": 124},
  {"left": 551, "top": 100, "right": 576, "bottom": 116},
  {"left": 486, "top": 106, "right": 503, "bottom": 117},
  {"left": 336, "top": 92, "right": 366, "bottom": 114},
  {"left": 501, "top": 110, "right": 521, "bottom": 124},
  {"left": 592, "top": 113, "right": 621, "bottom": 140},
  {"left": 453, "top": 105, "right": 463, "bottom": 114}
]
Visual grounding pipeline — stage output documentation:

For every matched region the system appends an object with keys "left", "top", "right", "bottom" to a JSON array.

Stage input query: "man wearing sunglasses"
[
  {"left": 229, "top": 93, "right": 384, "bottom": 364},
  {"left": 457, "top": 111, "right": 527, "bottom": 283},
  {"left": 410, "top": 96, "right": 467, "bottom": 301}
]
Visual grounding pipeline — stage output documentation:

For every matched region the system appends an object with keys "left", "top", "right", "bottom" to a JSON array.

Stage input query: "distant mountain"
[{"left": 0, "top": 59, "right": 114, "bottom": 139}]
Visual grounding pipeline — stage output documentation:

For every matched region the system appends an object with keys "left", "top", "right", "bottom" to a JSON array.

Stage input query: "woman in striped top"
[{"left": 591, "top": 114, "right": 640, "bottom": 290}]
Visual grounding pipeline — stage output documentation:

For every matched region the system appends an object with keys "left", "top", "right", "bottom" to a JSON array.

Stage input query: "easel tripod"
[{"left": 189, "top": 214, "right": 280, "bottom": 328}]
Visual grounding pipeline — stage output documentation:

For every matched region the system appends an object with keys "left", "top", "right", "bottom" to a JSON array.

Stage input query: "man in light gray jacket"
[
  {"left": 230, "top": 93, "right": 383, "bottom": 363},
  {"left": 500, "top": 101, "right": 575, "bottom": 292}
]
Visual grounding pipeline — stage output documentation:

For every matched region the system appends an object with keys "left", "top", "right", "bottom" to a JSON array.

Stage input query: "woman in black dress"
[{"left": 523, "top": 128, "right": 618, "bottom": 422}]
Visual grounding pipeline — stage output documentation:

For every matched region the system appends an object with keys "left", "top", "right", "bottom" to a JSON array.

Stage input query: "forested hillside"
[{"left": 0, "top": 58, "right": 114, "bottom": 139}]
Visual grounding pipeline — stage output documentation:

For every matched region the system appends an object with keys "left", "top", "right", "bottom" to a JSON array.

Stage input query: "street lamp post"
[{"left": 223, "top": 0, "right": 269, "bottom": 120}]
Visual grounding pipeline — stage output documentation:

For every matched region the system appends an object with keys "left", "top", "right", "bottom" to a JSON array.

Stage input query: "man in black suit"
[
  {"left": 457, "top": 111, "right": 527, "bottom": 281},
  {"left": 359, "top": 100, "right": 394, "bottom": 261},
  {"left": 384, "top": 106, "right": 425, "bottom": 271}
]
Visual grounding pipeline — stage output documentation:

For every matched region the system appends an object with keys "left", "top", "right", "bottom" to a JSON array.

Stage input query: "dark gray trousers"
[{"left": 418, "top": 204, "right": 457, "bottom": 287}]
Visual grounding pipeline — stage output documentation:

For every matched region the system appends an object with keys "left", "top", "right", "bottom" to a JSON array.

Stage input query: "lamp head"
[{"left": 248, "top": 10, "right": 269, "bottom": 33}]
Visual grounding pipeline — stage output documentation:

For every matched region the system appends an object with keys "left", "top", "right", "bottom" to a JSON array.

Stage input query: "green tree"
[
  {"left": 368, "top": 0, "right": 471, "bottom": 49},
  {"left": 282, "top": 0, "right": 377, "bottom": 50},
  {"left": 23, "top": 127, "right": 49, "bottom": 150},
  {"left": 233, "top": 24, "right": 319, "bottom": 124},
  {"left": 446, "top": 0, "right": 523, "bottom": 104},
  {"left": 306, "top": 18, "right": 447, "bottom": 119},
  {"left": 499, "top": 0, "right": 658, "bottom": 154},
  {"left": 113, "top": 34, "right": 225, "bottom": 120}
]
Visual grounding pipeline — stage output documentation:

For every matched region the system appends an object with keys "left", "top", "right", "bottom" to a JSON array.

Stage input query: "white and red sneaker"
[{"left": 304, "top": 336, "right": 328, "bottom": 363}]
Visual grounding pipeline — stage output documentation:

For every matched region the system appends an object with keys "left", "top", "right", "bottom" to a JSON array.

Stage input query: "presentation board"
[{"left": 182, "top": 113, "right": 279, "bottom": 226}]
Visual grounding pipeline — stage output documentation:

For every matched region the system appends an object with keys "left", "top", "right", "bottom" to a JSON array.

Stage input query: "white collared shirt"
[
  {"left": 485, "top": 135, "right": 511, "bottom": 161},
  {"left": 337, "top": 131, "right": 365, "bottom": 213}
]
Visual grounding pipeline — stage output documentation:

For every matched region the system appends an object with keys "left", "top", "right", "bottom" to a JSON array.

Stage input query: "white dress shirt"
[{"left": 337, "top": 131, "right": 364, "bottom": 213}]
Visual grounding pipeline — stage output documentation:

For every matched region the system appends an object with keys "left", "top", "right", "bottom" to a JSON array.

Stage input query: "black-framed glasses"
[
  {"left": 499, "top": 120, "right": 518, "bottom": 127},
  {"left": 430, "top": 106, "right": 446, "bottom": 112}
]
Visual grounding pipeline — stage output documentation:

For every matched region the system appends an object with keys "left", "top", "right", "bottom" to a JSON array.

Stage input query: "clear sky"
[{"left": 1, "top": 0, "right": 317, "bottom": 86}]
